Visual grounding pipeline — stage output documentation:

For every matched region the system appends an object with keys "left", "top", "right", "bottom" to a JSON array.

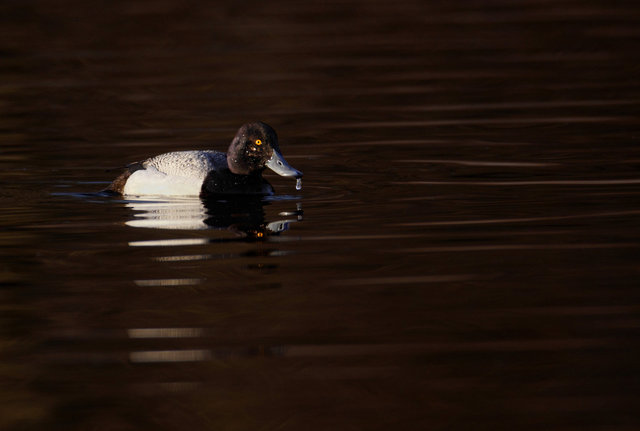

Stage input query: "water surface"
[{"left": 2, "top": 1, "right": 640, "bottom": 430}]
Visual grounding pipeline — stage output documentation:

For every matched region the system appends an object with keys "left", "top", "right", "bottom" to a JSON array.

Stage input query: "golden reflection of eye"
[{"left": 255, "top": 139, "right": 262, "bottom": 146}]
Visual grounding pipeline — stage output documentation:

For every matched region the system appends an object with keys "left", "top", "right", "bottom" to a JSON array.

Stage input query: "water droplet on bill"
[{"left": 296, "top": 177, "right": 302, "bottom": 191}]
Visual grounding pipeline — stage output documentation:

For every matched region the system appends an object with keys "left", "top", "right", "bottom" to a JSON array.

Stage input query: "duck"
[{"left": 105, "top": 122, "right": 302, "bottom": 197}]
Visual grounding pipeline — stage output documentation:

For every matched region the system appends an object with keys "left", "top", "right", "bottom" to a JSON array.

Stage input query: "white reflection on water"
[
  {"left": 123, "top": 196, "right": 303, "bottom": 237},
  {"left": 125, "top": 197, "right": 208, "bottom": 230},
  {"left": 129, "top": 238, "right": 209, "bottom": 247}
]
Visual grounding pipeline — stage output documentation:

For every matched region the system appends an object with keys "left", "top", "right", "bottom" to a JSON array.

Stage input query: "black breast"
[{"left": 200, "top": 168, "right": 274, "bottom": 198}]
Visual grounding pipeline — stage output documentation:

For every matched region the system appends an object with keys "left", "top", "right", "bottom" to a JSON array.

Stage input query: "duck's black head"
[{"left": 227, "top": 122, "right": 302, "bottom": 178}]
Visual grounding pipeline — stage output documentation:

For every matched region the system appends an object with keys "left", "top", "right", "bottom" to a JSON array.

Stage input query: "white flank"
[
  {"left": 122, "top": 151, "right": 223, "bottom": 197},
  {"left": 123, "top": 166, "right": 203, "bottom": 196}
]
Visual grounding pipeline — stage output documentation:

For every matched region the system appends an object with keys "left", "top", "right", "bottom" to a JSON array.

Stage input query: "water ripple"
[
  {"left": 134, "top": 278, "right": 204, "bottom": 287},
  {"left": 394, "top": 210, "right": 640, "bottom": 227},
  {"left": 398, "top": 243, "right": 639, "bottom": 253},
  {"left": 395, "top": 159, "right": 556, "bottom": 167},
  {"left": 130, "top": 349, "right": 212, "bottom": 363},
  {"left": 282, "top": 339, "right": 613, "bottom": 357},
  {"left": 397, "top": 179, "right": 640, "bottom": 186},
  {"left": 332, "top": 274, "right": 476, "bottom": 286},
  {"left": 128, "top": 328, "right": 205, "bottom": 338},
  {"left": 332, "top": 116, "right": 632, "bottom": 128}
]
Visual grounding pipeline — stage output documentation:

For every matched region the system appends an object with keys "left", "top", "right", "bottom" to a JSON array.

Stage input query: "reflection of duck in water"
[
  {"left": 203, "top": 197, "right": 302, "bottom": 238},
  {"left": 105, "top": 122, "right": 302, "bottom": 198},
  {"left": 125, "top": 196, "right": 303, "bottom": 239}
]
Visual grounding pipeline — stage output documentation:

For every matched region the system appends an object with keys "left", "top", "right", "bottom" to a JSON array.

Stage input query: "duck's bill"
[{"left": 266, "top": 151, "right": 303, "bottom": 178}]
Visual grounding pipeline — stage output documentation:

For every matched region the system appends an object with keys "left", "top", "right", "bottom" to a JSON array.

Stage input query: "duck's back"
[
  {"left": 120, "top": 150, "right": 227, "bottom": 196},
  {"left": 144, "top": 150, "right": 227, "bottom": 179}
]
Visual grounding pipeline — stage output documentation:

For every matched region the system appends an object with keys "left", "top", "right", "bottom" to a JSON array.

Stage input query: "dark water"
[{"left": 2, "top": 1, "right": 640, "bottom": 430}]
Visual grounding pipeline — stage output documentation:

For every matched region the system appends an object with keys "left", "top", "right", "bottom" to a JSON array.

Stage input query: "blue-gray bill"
[{"left": 266, "top": 151, "right": 303, "bottom": 178}]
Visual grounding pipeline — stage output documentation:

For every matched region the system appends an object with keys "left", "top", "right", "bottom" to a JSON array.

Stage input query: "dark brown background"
[{"left": 1, "top": 1, "right": 640, "bottom": 430}]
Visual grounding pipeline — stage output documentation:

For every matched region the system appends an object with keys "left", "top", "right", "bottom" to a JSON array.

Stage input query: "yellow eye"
[{"left": 255, "top": 139, "right": 262, "bottom": 146}]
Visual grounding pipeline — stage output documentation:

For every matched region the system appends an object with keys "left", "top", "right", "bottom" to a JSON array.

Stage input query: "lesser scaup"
[{"left": 105, "top": 122, "right": 302, "bottom": 197}]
